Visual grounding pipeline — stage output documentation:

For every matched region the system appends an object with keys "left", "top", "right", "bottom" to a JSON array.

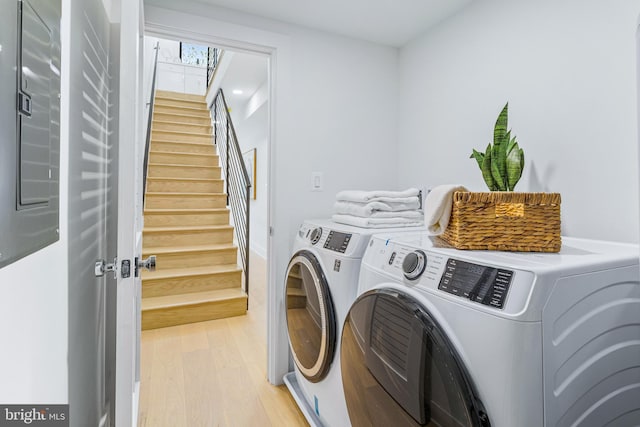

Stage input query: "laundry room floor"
[{"left": 137, "top": 254, "right": 308, "bottom": 427}]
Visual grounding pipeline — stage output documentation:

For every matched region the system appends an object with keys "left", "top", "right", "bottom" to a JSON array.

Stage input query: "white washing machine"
[
  {"left": 283, "top": 220, "right": 425, "bottom": 427},
  {"left": 341, "top": 232, "right": 640, "bottom": 427}
]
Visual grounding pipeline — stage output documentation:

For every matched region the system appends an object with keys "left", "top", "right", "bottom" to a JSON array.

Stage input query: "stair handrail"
[
  {"left": 212, "top": 89, "right": 252, "bottom": 305},
  {"left": 143, "top": 42, "right": 160, "bottom": 206}
]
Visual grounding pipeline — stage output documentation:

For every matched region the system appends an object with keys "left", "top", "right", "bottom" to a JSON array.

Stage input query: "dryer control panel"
[{"left": 324, "top": 230, "right": 352, "bottom": 253}]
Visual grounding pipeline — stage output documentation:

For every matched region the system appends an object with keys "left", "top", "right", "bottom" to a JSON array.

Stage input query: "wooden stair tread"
[
  {"left": 148, "top": 163, "right": 219, "bottom": 169},
  {"left": 153, "top": 111, "right": 209, "bottom": 119},
  {"left": 150, "top": 150, "right": 217, "bottom": 158},
  {"left": 144, "top": 208, "right": 228, "bottom": 214},
  {"left": 144, "top": 224, "right": 233, "bottom": 232},
  {"left": 147, "top": 176, "right": 222, "bottom": 182},
  {"left": 287, "top": 288, "right": 306, "bottom": 297},
  {"left": 151, "top": 128, "right": 213, "bottom": 137},
  {"left": 154, "top": 97, "right": 206, "bottom": 105},
  {"left": 152, "top": 106, "right": 209, "bottom": 115},
  {"left": 143, "top": 243, "right": 236, "bottom": 255},
  {"left": 146, "top": 192, "right": 225, "bottom": 196},
  {"left": 155, "top": 90, "right": 206, "bottom": 102},
  {"left": 151, "top": 138, "right": 212, "bottom": 146},
  {"left": 142, "top": 288, "right": 246, "bottom": 311},
  {"left": 153, "top": 119, "right": 211, "bottom": 127},
  {"left": 143, "top": 264, "right": 241, "bottom": 280}
]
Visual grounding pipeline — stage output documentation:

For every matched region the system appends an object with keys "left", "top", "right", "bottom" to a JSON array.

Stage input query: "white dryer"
[
  {"left": 283, "top": 220, "right": 424, "bottom": 427},
  {"left": 341, "top": 232, "right": 640, "bottom": 427}
]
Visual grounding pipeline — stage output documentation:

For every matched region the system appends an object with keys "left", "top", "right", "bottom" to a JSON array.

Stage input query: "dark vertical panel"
[
  {"left": 0, "top": 0, "right": 60, "bottom": 268},
  {"left": 67, "top": 0, "right": 113, "bottom": 425}
]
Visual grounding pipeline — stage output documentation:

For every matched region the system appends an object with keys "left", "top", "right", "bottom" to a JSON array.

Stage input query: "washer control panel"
[
  {"left": 368, "top": 237, "right": 524, "bottom": 312},
  {"left": 438, "top": 258, "right": 513, "bottom": 309}
]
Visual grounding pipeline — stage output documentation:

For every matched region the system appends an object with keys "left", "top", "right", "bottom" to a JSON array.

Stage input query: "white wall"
[
  {"left": 144, "top": 0, "right": 399, "bottom": 384},
  {"left": 0, "top": 0, "right": 69, "bottom": 404},
  {"left": 223, "top": 65, "right": 270, "bottom": 258},
  {"left": 398, "top": 0, "right": 640, "bottom": 242}
]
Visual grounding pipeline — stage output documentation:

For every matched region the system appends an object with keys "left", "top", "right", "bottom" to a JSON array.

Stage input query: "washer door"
[
  {"left": 285, "top": 250, "right": 336, "bottom": 383},
  {"left": 341, "top": 289, "right": 490, "bottom": 427}
]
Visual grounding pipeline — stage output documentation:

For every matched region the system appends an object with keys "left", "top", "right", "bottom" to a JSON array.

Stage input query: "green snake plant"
[{"left": 470, "top": 103, "right": 524, "bottom": 191}]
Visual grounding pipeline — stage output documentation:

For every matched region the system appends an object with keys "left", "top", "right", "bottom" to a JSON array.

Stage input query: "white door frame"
[
  {"left": 144, "top": 6, "right": 292, "bottom": 385},
  {"left": 115, "top": 0, "right": 144, "bottom": 425}
]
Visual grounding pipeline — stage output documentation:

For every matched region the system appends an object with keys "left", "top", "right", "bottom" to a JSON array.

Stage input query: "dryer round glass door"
[
  {"left": 341, "top": 289, "right": 490, "bottom": 427},
  {"left": 285, "top": 250, "right": 336, "bottom": 383}
]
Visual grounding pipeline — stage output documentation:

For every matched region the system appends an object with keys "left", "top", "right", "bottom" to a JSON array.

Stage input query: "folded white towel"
[
  {"left": 424, "top": 185, "right": 468, "bottom": 235},
  {"left": 336, "top": 188, "right": 420, "bottom": 203},
  {"left": 334, "top": 201, "right": 422, "bottom": 217},
  {"left": 332, "top": 214, "right": 424, "bottom": 229}
]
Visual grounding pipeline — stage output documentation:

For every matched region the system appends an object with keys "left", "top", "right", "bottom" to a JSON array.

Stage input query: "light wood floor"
[{"left": 138, "top": 253, "right": 309, "bottom": 427}]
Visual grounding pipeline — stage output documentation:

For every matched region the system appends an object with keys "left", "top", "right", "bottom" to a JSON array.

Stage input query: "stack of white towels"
[{"left": 332, "top": 188, "right": 424, "bottom": 228}]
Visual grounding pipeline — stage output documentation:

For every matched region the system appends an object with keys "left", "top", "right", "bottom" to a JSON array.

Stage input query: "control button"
[
  {"left": 310, "top": 227, "right": 322, "bottom": 245},
  {"left": 388, "top": 252, "right": 396, "bottom": 265},
  {"left": 402, "top": 250, "right": 427, "bottom": 280}
]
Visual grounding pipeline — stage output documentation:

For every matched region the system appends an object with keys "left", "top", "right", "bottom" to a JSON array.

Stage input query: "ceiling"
[
  {"left": 192, "top": 0, "right": 473, "bottom": 47},
  {"left": 220, "top": 52, "right": 268, "bottom": 107}
]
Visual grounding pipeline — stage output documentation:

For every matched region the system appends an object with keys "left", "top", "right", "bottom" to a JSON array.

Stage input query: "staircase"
[{"left": 141, "top": 90, "right": 247, "bottom": 330}]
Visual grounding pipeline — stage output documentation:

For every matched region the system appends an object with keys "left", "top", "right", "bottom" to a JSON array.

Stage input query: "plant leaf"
[
  {"left": 470, "top": 149, "right": 485, "bottom": 169},
  {"left": 490, "top": 145, "right": 506, "bottom": 191},
  {"left": 494, "top": 103, "right": 508, "bottom": 147},
  {"left": 507, "top": 135, "right": 517, "bottom": 156},
  {"left": 481, "top": 145, "right": 495, "bottom": 190},
  {"left": 506, "top": 143, "right": 523, "bottom": 190},
  {"left": 491, "top": 141, "right": 506, "bottom": 190}
]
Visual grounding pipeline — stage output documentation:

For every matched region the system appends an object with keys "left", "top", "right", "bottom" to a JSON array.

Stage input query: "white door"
[{"left": 114, "top": 0, "right": 145, "bottom": 425}]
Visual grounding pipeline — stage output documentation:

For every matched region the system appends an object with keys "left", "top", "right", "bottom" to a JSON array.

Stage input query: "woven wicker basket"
[{"left": 440, "top": 192, "right": 561, "bottom": 252}]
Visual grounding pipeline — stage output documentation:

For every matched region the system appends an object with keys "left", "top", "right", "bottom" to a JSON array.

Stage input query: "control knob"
[
  {"left": 309, "top": 227, "right": 322, "bottom": 245},
  {"left": 402, "top": 250, "right": 427, "bottom": 280}
]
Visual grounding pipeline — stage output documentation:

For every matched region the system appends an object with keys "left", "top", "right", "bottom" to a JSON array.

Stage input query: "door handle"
[{"left": 135, "top": 255, "right": 156, "bottom": 277}]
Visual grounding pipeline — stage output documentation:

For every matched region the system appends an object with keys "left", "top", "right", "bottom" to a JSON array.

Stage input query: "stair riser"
[
  {"left": 155, "top": 98, "right": 207, "bottom": 109},
  {"left": 143, "top": 249, "right": 238, "bottom": 270},
  {"left": 146, "top": 179, "right": 223, "bottom": 193},
  {"left": 143, "top": 229, "right": 233, "bottom": 247},
  {"left": 143, "top": 211, "right": 229, "bottom": 227},
  {"left": 152, "top": 131, "right": 212, "bottom": 144},
  {"left": 151, "top": 141, "right": 216, "bottom": 154},
  {"left": 287, "top": 295, "right": 306, "bottom": 309},
  {"left": 142, "top": 296, "right": 247, "bottom": 330},
  {"left": 153, "top": 121, "right": 212, "bottom": 134},
  {"left": 149, "top": 165, "right": 221, "bottom": 179},
  {"left": 150, "top": 152, "right": 219, "bottom": 166},
  {"left": 153, "top": 104, "right": 210, "bottom": 118},
  {"left": 153, "top": 112, "right": 211, "bottom": 125},
  {"left": 145, "top": 196, "right": 226, "bottom": 209},
  {"left": 142, "top": 269, "right": 241, "bottom": 297},
  {"left": 156, "top": 90, "right": 205, "bottom": 102}
]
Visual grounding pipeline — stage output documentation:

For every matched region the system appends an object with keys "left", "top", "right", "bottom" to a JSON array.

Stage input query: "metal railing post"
[{"left": 225, "top": 118, "right": 230, "bottom": 207}]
